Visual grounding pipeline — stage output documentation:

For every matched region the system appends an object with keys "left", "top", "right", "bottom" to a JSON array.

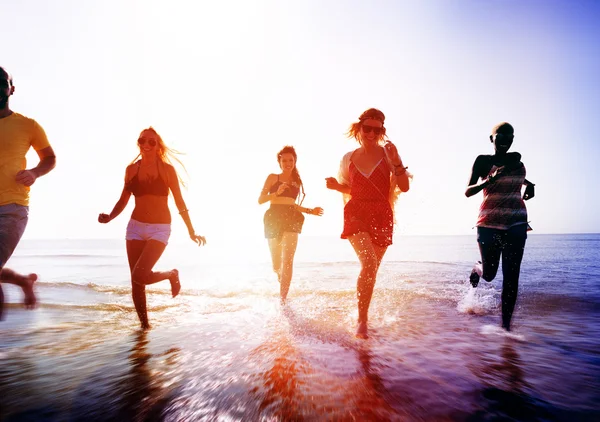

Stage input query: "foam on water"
[
  {"left": 480, "top": 324, "right": 526, "bottom": 341},
  {"left": 457, "top": 282, "right": 497, "bottom": 315},
  {"left": 1, "top": 235, "right": 599, "bottom": 420}
]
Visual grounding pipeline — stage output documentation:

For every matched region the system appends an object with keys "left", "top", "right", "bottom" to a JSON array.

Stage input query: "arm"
[
  {"left": 465, "top": 155, "right": 496, "bottom": 198},
  {"left": 15, "top": 146, "right": 57, "bottom": 187},
  {"left": 98, "top": 167, "right": 133, "bottom": 223},
  {"left": 523, "top": 178, "right": 535, "bottom": 200},
  {"left": 167, "top": 165, "right": 205, "bottom": 245},
  {"left": 98, "top": 187, "right": 132, "bottom": 223},
  {"left": 295, "top": 204, "right": 324, "bottom": 216},
  {"left": 383, "top": 141, "right": 409, "bottom": 192},
  {"left": 326, "top": 152, "right": 352, "bottom": 195},
  {"left": 325, "top": 177, "right": 351, "bottom": 194},
  {"left": 258, "top": 174, "right": 280, "bottom": 204},
  {"left": 390, "top": 162, "right": 410, "bottom": 193}
]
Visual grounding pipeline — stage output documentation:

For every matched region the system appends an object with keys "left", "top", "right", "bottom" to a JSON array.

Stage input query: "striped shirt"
[{"left": 477, "top": 162, "right": 527, "bottom": 230}]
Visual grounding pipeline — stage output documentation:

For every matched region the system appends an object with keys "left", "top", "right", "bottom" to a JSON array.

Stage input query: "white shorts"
[{"left": 126, "top": 219, "right": 171, "bottom": 245}]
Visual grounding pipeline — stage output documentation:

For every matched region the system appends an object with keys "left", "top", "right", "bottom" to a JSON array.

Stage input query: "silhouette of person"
[{"left": 465, "top": 122, "right": 535, "bottom": 331}]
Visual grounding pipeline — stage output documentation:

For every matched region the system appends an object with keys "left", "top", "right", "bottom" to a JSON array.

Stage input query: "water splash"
[
  {"left": 457, "top": 283, "right": 497, "bottom": 315},
  {"left": 480, "top": 324, "right": 526, "bottom": 341}
]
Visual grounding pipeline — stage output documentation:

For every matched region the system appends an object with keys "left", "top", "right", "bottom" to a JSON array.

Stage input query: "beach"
[{"left": 1, "top": 234, "right": 599, "bottom": 421}]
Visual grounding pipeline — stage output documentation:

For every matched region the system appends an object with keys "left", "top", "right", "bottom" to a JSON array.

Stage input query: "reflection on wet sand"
[
  {"left": 116, "top": 330, "right": 176, "bottom": 421},
  {"left": 69, "top": 330, "right": 180, "bottom": 421},
  {"left": 250, "top": 307, "right": 413, "bottom": 420},
  {"left": 251, "top": 321, "right": 313, "bottom": 420},
  {"left": 347, "top": 343, "right": 402, "bottom": 421},
  {"left": 470, "top": 339, "right": 560, "bottom": 421}
]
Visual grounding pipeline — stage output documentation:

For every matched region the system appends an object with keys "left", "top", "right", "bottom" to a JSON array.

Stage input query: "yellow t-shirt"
[{"left": 0, "top": 112, "right": 50, "bottom": 206}]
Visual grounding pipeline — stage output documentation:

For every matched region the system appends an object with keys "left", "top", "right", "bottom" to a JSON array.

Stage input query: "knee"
[
  {"left": 359, "top": 256, "right": 378, "bottom": 275},
  {"left": 131, "top": 268, "right": 150, "bottom": 285},
  {"left": 482, "top": 266, "right": 498, "bottom": 282}
]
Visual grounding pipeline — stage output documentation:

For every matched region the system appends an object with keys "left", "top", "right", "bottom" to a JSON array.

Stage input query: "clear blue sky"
[{"left": 3, "top": 0, "right": 599, "bottom": 240}]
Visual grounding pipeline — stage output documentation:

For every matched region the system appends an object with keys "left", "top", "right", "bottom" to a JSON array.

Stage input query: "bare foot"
[
  {"left": 22, "top": 273, "right": 38, "bottom": 309},
  {"left": 169, "top": 269, "right": 181, "bottom": 298},
  {"left": 141, "top": 322, "right": 152, "bottom": 331},
  {"left": 355, "top": 321, "right": 369, "bottom": 339}
]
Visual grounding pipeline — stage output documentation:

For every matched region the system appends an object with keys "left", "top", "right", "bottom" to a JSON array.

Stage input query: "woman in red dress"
[{"left": 326, "top": 108, "right": 410, "bottom": 338}]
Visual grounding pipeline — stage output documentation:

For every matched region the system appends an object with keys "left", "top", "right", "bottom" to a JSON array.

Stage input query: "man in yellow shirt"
[{"left": 0, "top": 66, "right": 56, "bottom": 320}]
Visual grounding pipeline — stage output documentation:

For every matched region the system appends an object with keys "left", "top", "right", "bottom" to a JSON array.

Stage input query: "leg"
[
  {"left": 267, "top": 237, "right": 283, "bottom": 282},
  {"left": 279, "top": 232, "right": 299, "bottom": 303},
  {"left": 500, "top": 226, "right": 527, "bottom": 331},
  {"left": 349, "top": 232, "right": 388, "bottom": 339},
  {"left": 130, "top": 240, "right": 175, "bottom": 287},
  {"left": 471, "top": 227, "right": 502, "bottom": 287},
  {"left": 0, "top": 204, "right": 32, "bottom": 317},
  {"left": 0, "top": 268, "right": 37, "bottom": 308},
  {"left": 127, "top": 240, "right": 151, "bottom": 329}
]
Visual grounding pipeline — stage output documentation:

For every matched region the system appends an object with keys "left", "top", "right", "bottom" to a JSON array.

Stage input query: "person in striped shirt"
[{"left": 465, "top": 122, "right": 535, "bottom": 331}]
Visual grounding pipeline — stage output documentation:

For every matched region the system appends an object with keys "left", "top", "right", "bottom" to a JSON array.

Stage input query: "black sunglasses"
[
  {"left": 362, "top": 125, "right": 383, "bottom": 135},
  {"left": 138, "top": 138, "right": 157, "bottom": 147}
]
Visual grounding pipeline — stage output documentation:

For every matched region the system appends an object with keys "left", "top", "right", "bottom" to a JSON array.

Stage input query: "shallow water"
[{"left": 1, "top": 235, "right": 599, "bottom": 421}]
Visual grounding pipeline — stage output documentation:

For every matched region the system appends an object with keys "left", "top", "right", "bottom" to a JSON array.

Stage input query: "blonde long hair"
[{"left": 131, "top": 127, "right": 188, "bottom": 188}]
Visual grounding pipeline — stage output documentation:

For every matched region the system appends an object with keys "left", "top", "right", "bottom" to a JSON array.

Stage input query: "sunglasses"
[
  {"left": 138, "top": 138, "right": 157, "bottom": 147},
  {"left": 361, "top": 125, "right": 383, "bottom": 135}
]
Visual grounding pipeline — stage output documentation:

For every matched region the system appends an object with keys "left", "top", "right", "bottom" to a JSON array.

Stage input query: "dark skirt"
[
  {"left": 264, "top": 204, "right": 305, "bottom": 239},
  {"left": 341, "top": 199, "right": 394, "bottom": 247}
]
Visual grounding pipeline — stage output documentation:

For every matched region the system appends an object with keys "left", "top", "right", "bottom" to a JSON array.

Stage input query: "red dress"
[{"left": 341, "top": 159, "right": 394, "bottom": 247}]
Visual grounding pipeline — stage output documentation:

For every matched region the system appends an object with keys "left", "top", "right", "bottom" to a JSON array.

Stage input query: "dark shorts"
[
  {"left": 477, "top": 224, "right": 527, "bottom": 248},
  {"left": 0, "top": 204, "right": 29, "bottom": 268},
  {"left": 264, "top": 205, "right": 304, "bottom": 239}
]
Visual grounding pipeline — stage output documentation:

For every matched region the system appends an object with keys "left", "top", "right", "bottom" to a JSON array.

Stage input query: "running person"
[
  {"left": 0, "top": 66, "right": 57, "bottom": 320},
  {"left": 258, "top": 146, "right": 323, "bottom": 303},
  {"left": 99, "top": 127, "right": 205, "bottom": 330},
  {"left": 326, "top": 108, "right": 410, "bottom": 339},
  {"left": 465, "top": 122, "right": 535, "bottom": 331}
]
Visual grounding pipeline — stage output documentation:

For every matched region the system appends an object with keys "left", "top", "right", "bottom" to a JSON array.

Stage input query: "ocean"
[{"left": 1, "top": 234, "right": 599, "bottom": 421}]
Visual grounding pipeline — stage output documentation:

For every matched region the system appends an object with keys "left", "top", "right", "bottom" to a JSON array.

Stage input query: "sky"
[{"left": 2, "top": 0, "right": 599, "bottom": 241}]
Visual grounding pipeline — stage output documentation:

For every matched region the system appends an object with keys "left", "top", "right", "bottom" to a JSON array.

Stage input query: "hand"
[
  {"left": 325, "top": 177, "right": 339, "bottom": 190},
  {"left": 384, "top": 140, "right": 401, "bottom": 164},
  {"left": 523, "top": 184, "right": 535, "bottom": 200},
  {"left": 311, "top": 207, "right": 324, "bottom": 216},
  {"left": 15, "top": 170, "right": 38, "bottom": 187},
  {"left": 190, "top": 233, "right": 206, "bottom": 246},
  {"left": 275, "top": 183, "right": 288, "bottom": 196},
  {"left": 487, "top": 166, "right": 505, "bottom": 184},
  {"left": 98, "top": 213, "right": 111, "bottom": 224}
]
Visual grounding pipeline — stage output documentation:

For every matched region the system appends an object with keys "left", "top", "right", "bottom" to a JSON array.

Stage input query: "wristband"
[{"left": 394, "top": 165, "right": 407, "bottom": 176}]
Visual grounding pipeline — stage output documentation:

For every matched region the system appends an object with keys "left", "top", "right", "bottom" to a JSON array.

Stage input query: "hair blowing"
[
  {"left": 131, "top": 127, "right": 188, "bottom": 188},
  {"left": 346, "top": 108, "right": 387, "bottom": 143}
]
